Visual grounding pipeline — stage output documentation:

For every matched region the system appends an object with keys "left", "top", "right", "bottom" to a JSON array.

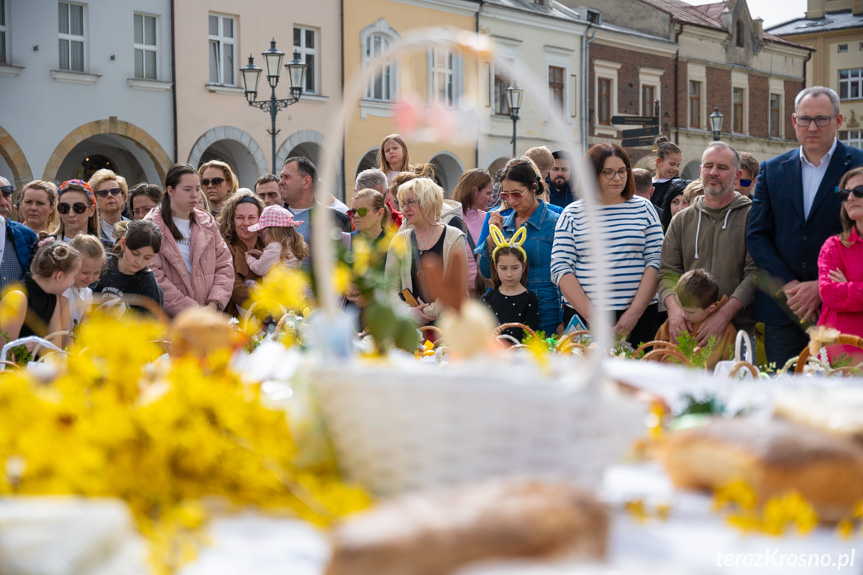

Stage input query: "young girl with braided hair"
[
  {"left": 481, "top": 224, "right": 539, "bottom": 342},
  {"left": 0, "top": 237, "right": 81, "bottom": 346}
]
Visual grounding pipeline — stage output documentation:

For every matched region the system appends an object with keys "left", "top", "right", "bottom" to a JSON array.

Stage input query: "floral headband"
[
  {"left": 489, "top": 224, "right": 527, "bottom": 263},
  {"left": 59, "top": 179, "right": 95, "bottom": 205}
]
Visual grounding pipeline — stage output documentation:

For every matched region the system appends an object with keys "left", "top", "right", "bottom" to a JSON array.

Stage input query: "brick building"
[{"left": 561, "top": 0, "right": 811, "bottom": 175}]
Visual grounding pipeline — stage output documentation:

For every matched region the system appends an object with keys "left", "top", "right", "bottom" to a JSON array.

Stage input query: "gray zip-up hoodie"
[{"left": 658, "top": 192, "right": 758, "bottom": 332}]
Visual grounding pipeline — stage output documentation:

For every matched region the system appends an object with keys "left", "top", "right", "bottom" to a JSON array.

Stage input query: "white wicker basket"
[{"left": 314, "top": 358, "right": 644, "bottom": 497}]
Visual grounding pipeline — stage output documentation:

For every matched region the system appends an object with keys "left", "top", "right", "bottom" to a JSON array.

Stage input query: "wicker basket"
[{"left": 314, "top": 359, "right": 644, "bottom": 497}]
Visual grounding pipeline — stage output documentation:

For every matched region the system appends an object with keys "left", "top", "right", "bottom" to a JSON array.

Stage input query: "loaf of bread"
[
  {"left": 773, "top": 386, "right": 863, "bottom": 445},
  {"left": 324, "top": 479, "right": 608, "bottom": 575},
  {"left": 660, "top": 418, "right": 863, "bottom": 521}
]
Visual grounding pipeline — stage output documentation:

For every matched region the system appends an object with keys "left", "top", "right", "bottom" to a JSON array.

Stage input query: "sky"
[{"left": 686, "top": 0, "right": 809, "bottom": 28}]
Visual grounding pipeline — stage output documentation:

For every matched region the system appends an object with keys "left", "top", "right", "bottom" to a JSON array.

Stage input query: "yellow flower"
[
  {"left": 0, "top": 285, "right": 25, "bottom": 325},
  {"left": 352, "top": 238, "right": 372, "bottom": 277},
  {"left": 249, "top": 266, "right": 309, "bottom": 317},
  {"left": 624, "top": 499, "right": 648, "bottom": 523},
  {"left": 713, "top": 479, "right": 757, "bottom": 512},
  {"left": 525, "top": 336, "right": 549, "bottom": 371},
  {"left": 332, "top": 263, "right": 352, "bottom": 296},
  {"left": 837, "top": 518, "right": 856, "bottom": 539}
]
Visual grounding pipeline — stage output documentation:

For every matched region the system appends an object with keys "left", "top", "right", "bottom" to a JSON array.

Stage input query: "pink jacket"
[
  {"left": 818, "top": 228, "right": 863, "bottom": 339},
  {"left": 145, "top": 207, "right": 234, "bottom": 317}
]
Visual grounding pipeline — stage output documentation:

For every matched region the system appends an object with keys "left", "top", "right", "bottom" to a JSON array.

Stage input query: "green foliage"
[{"left": 676, "top": 332, "right": 717, "bottom": 368}]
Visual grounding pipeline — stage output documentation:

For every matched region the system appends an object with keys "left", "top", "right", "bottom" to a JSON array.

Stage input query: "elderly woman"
[
  {"left": 219, "top": 191, "right": 266, "bottom": 317},
  {"left": 128, "top": 183, "right": 163, "bottom": 220},
  {"left": 144, "top": 163, "right": 234, "bottom": 317},
  {"left": 476, "top": 157, "right": 561, "bottom": 335},
  {"left": 551, "top": 143, "right": 664, "bottom": 344},
  {"left": 198, "top": 160, "right": 239, "bottom": 218},
  {"left": 385, "top": 177, "right": 467, "bottom": 326},
  {"left": 18, "top": 180, "right": 58, "bottom": 234},
  {"left": 88, "top": 169, "right": 129, "bottom": 242}
]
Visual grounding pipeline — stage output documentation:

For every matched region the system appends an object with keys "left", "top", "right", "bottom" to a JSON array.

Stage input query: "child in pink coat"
[{"left": 244, "top": 205, "right": 308, "bottom": 276}]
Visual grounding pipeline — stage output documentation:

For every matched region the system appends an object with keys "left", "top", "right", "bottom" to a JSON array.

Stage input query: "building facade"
[
  {"left": 0, "top": 0, "right": 174, "bottom": 192},
  {"left": 769, "top": 0, "right": 863, "bottom": 150}
]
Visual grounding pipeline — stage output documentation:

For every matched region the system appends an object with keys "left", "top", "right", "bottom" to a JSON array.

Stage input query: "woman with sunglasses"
[
  {"left": 218, "top": 190, "right": 266, "bottom": 317},
  {"left": 198, "top": 160, "right": 238, "bottom": 218},
  {"left": 476, "top": 157, "right": 561, "bottom": 335},
  {"left": 88, "top": 169, "right": 129, "bottom": 241},
  {"left": 551, "top": 143, "right": 664, "bottom": 345},
  {"left": 817, "top": 167, "right": 863, "bottom": 359},
  {"left": 144, "top": 163, "right": 234, "bottom": 317},
  {"left": 52, "top": 180, "right": 114, "bottom": 252}
]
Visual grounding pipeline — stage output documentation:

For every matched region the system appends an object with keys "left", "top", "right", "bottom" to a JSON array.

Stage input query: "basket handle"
[
  {"left": 734, "top": 330, "right": 754, "bottom": 364},
  {"left": 795, "top": 334, "right": 863, "bottom": 374},
  {"left": 0, "top": 336, "right": 65, "bottom": 370}
]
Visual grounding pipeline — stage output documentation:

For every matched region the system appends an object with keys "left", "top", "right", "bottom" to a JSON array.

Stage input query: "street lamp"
[
  {"left": 241, "top": 39, "right": 307, "bottom": 173},
  {"left": 709, "top": 106, "right": 724, "bottom": 141},
  {"left": 506, "top": 83, "right": 524, "bottom": 158}
]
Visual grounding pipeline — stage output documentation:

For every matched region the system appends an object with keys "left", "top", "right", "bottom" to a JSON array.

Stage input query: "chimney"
[
  {"left": 753, "top": 16, "right": 763, "bottom": 39},
  {"left": 854, "top": 0, "right": 862, "bottom": 16},
  {"left": 805, "top": 0, "right": 826, "bottom": 18}
]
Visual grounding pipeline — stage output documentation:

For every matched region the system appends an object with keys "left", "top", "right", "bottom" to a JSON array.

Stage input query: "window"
[
  {"left": 839, "top": 130, "right": 863, "bottom": 150},
  {"left": 689, "top": 80, "right": 701, "bottom": 128},
  {"left": 642, "top": 85, "right": 656, "bottom": 117},
  {"left": 732, "top": 87, "right": 745, "bottom": 133},
  {"left": 208, "top": 14, "right": 235, "bottom": 85},
  {"left": 134, "top": 13, "right": 157, "bottom": 80},
  {"left": 549, "top": 65, "right": 565, "bottom": 115},
  {"left": 365, "top": 33, "right": 392, "bottom": 101},
  {"left": 839, "top": 68, "right": 862, "bottom": 101},
  {"left": 599, "top": 78, "right": 611, "bottom": 125},
  {"left": 493, "top": 57, "right": 514, "bottom": 115},
  {"left": 58, "top": 2, "right": 85, "bottom": 72},
  {"left": 294, "top": 26, "right": 318, "bottom": 94},
  {"left": 586, "top": 9, "right": 601, "bottom": 24},
  {"left": 769, "top": 93, "right": 781, "bottom": 137},
  {"left": 736, "top": 19, "right": 744, "bottom": 48},
  {"left": 0, "top": 0, "right": 8, "bottom": 65},
  {"left": 430, "top": 46, "right": 459, "bottom": 107},
  {"left": 838, "top": 44, "right": 848, "bottom": 53}
]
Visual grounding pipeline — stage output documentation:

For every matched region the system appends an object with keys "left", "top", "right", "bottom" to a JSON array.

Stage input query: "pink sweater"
[{"left": 817, "top": 228, "right": 863, "bottom": 357}]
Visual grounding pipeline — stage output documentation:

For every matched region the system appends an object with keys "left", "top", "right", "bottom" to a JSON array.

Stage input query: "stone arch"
[
  {"left": 681, "top": 159, "right": 701, "bottom": 180},
  {"left": 354, "top": 147, "right": 379, "bottom": 181},
  {"left": 428, "top": 151, "right": 465, "bottom": 196},
  {"left": 0, "top": 126, "right": 34, "bottom": 190},
  {"left": 277, "top": 129, "right": 345, "bottom": 200},
  {"left": 43, "top": 118, "right": 172, "bottom": 184},
  {"left": 187, "top": 126, "right": 268, "bottom": 187},
  {"left": 479, "top": 143, "right": 513, "bottom": 174}
]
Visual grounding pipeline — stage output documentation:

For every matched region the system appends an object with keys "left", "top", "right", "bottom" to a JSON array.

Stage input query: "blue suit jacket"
[{"left": 746, "top": 140, "right": 863, "bottom": 326}]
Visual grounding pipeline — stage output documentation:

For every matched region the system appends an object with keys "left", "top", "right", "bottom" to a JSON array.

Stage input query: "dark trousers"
[
  {"left": 563, "top": 304, "right": 660, "bottom": 347},
  {"left": 764, "top": 322, "right": 809, "bottom": 369}
]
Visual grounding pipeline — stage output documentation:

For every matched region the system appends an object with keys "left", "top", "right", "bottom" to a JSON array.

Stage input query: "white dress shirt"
[{"left": 800, "top": 138, "right": 837, "bottom": 221}]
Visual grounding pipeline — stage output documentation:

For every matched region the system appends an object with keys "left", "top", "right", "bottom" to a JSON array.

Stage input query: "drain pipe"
[
  {"left": 475, "top": 1, "right": 483, "bottom": 168},
  {"left": 582, "top": 24, "right": 595, "bottom": 155},
  {"left": 340, "top": 0, "right": 346, "bottom": 199},
  {"left": 170, "top": 0, "right": 177, "bottom": 162}
]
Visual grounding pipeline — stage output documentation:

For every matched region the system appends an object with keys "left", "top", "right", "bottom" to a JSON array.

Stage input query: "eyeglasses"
[
  {"left": 793, "top": 115, "right": 837, "bottom": 128},
  {"left": 0, "top": 185, "right": 13, "bottom": 197},
  {"left": 399, "top": 198, "right": 419, "bottom": 210},
  {"left": 739, "top": 179, "right": 753, "bottom": 187},
  {"left": 499, "top": 189, "right": 528, "bottom": 200},
  {"left": 347, "top": 207, "right": 369, "bottom": 218},
  {"left": 95, "top": 187, "right": 123, "bottom": 197},
  {"left": 838, "top": 185, "right": 863, "bottom": 202},
  {"left": 601, "top": 168, "right": 628, "bottom": 180},
  {"left": 201, "top": 177, "right": 225, "bottom": 187},
  {"left": 58, "top": 202, "right": 88, "bottom": 215}
]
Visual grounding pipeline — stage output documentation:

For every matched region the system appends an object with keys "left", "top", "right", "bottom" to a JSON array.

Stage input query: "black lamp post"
[
  {"left": 709, "top": 106, "right": 724, "bottom": 141},
  {"left": 241, "top": 39, "right": 307, "bottom": 173},
  {"left": 506, "top": 83, "right": 524, "bottom": 158}
]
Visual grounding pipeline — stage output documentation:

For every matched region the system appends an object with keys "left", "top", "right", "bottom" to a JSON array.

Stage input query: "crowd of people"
[{"left": 0, "top": 85, "right": 861, "bottom": 369}]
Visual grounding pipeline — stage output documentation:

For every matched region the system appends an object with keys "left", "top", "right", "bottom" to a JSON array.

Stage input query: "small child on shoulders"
[
  {"left": 481, "top": 225, "right": 539, "bottom": 343},
  {"left": 245, "top": 205, "right": 309, "bottom": 276},
  {"left": 655, "top": 268, "right": 737, "bottom": 370}
]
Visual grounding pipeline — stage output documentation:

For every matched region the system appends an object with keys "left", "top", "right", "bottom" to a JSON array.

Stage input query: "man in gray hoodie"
[{"left": 659, "top": 141, "right": 758, "bottom": 345}]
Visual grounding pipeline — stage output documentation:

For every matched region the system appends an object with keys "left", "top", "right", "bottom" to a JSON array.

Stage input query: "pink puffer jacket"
[{"left": 144, "top": 207, "right": 234, "bottom": 317}]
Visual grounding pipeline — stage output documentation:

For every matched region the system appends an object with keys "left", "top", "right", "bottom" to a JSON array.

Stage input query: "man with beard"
[
  {"left": 547, "top": 150, "right": 575, "bottom": 208},
  {"left": 659, "top": 141, "right": 758, "bottom": 345}
]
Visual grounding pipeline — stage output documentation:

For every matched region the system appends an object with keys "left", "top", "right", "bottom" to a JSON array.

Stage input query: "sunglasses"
[
  {"left": 0, "top": 185, "right": 13, "bottom": 197},
  {"left": 838, "top": 185, "right": 863, "bottom": 202},
  {"left": 347, "top": 207, "right": 369, "bottom": 218},
  {"left": 499, "top": 190, "right": 527, "bottom": 200},
  {"left": 739, "top": 179, "right": 753, "bottom": 187},
  {"left": 58, "top": 202, "right": 89, "bottom": 215},
  {"left": 201, "top": 177, "right": 225, "bottom": 187},
  {"left": 96, "top": 187, "right": 123, "bottom": 197}
]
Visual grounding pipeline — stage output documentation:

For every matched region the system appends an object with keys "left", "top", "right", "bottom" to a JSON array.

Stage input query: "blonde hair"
[
  {"left": 397, "top": 177, "right": 444, "bottom": 223},
  {"left": 198, "top": 160, "right": 239, "bottom": 195},
  {"left": 377, "top": 134, "right": 411, "bottom": 173},
  {"left": 524, "top": 146, "right": 554, "bottom": 175},
  {"left": 69, "top": 234, "right": 106, "bottom": 261},
  {"left": 839, "top": 167, "right": 863, "bottom": 247},
  {"left": 266, "top": 226, "right": 309, "bottom": 263},
  {"left": 19, "top": 180, "right": 59, "bottom": 232},
  {"left": 87, "top": 169, "right": 128, "bottom": 201},
  {"left": 31, "top": 239, "right": 81, "bottom": 278},
  {"left": 682, "top": 179, "right": 704, "bottom": 204}
]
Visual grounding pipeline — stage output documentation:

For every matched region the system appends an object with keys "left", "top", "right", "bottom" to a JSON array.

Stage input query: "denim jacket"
[{"left": 476, "top": 200, "right": 562, "bottom": 334}]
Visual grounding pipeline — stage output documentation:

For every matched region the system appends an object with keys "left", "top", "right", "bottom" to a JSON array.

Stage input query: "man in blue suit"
[{"left": 747, "top": 87, "right": 863, "bottom": 367}]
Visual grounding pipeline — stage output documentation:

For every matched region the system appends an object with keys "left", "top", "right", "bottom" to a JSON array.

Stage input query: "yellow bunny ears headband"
[{"left": 490, "top": 224, "right": 528, "bottom": 264}]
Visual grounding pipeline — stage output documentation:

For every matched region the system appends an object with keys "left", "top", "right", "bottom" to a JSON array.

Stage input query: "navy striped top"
[{"left": 551, "top": 195, "right": 664, "bottom": 311}]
